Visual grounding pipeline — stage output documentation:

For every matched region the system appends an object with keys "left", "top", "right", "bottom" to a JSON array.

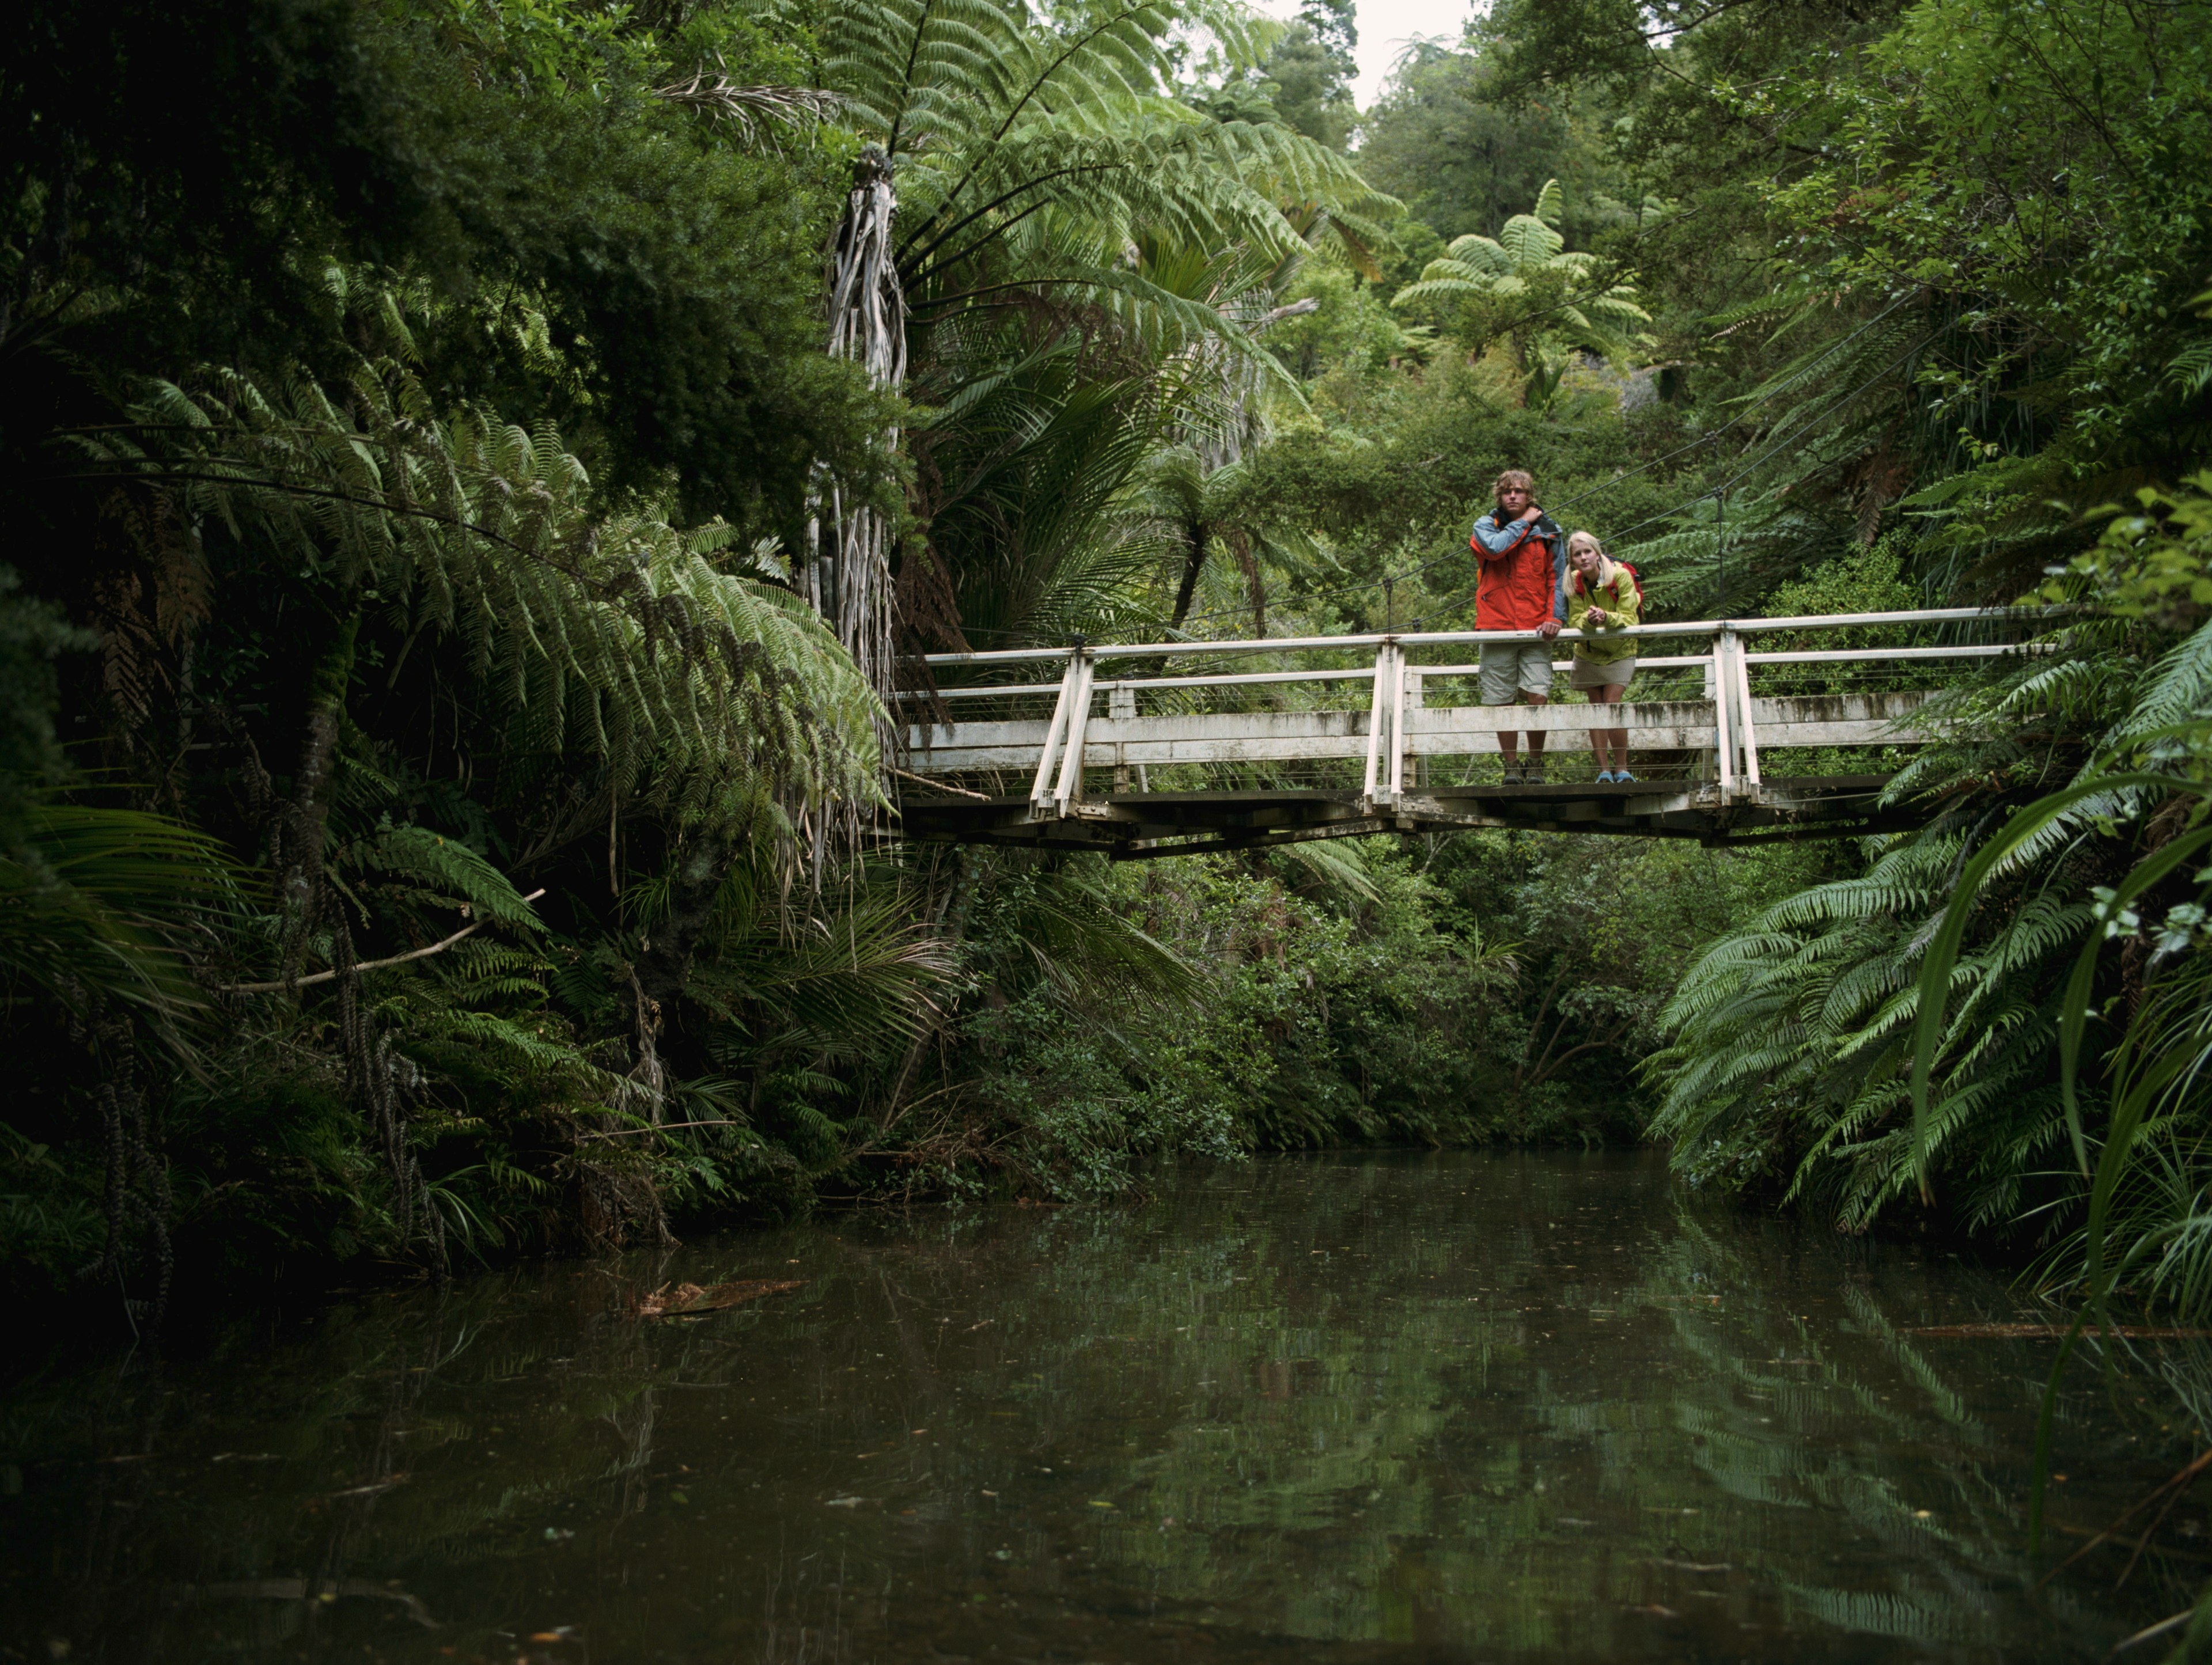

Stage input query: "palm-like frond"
[
  {"left": 1, "top": 798, "right": 239, "bottom": 1040},
  {"left": 972, "top": 858, "right": 1198, "bottom": 1008},
  {"left": 1655, "top": 612, "right": 2212, "bottom": 1266},
  {"left": 692, "top": 878, "right": 953, "bottom": 1064}
]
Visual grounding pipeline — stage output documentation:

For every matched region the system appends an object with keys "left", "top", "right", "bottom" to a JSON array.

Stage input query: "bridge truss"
[{"left": 891, "top": 609, "right": 2058, "bottom": 854}]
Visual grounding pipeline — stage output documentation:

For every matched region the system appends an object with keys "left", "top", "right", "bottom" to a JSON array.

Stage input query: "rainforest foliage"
[{"left": 2, "top": 0, "right": 2210, "bottom": 1348}]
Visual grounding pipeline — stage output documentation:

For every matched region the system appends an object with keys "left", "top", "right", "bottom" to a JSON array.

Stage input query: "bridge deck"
[
  {"left": 890, "top": 609, "right": 2058, "bottom": 849},
  {"left": 895, "top": 777, "right": 1907, "bottom": 854}
]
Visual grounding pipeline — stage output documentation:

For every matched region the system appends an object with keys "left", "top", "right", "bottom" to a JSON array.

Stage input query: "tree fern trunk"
[
  {"left": 1170, "top": 514, "right": 1209, "bottom": 629},
  {"left": 821, "top": 146, "right": 904, "bottom": 730},
  {"left": 633, "top": 821, "right": 736, "bottom": 1037},
  {"left": 276, "top": 613, "right": 357, "bottom": 984}
]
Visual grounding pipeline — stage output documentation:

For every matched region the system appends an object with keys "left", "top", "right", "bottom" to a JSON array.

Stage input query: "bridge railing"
[{"left": 897, "top": 608, "right": 2062, "bottom": 817}]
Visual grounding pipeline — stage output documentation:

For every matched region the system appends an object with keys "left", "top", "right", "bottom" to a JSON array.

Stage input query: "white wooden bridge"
[{"left": 891, "top": 609, "right": 2056, "bottom": 855}]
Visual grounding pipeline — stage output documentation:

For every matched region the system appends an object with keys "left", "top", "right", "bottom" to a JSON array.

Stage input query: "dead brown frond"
[{"left": 649, "top": 75, "right": 848, "bottom": 146}]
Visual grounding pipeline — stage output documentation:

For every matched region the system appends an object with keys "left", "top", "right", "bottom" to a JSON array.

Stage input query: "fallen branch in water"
[
  {"left": 2040, "top": 1446, "right": 2212, "bottom": 1588},
  {"left": 225, "top": 890, "right": 547, "bottom": 991},
  {"left": 2110, "top": 1609, "right": 2195, "bottom": 1655},
  {"left": 636, "top": 1278, "right": 806, "bottom": 1318}
]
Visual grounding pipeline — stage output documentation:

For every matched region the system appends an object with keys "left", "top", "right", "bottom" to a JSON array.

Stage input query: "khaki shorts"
[
  {"left": 1479, "top": 642, "right": 1555, "bottom": 705},
  {"left": 1570, "top": 656, "right": 1636, "bottom": 692}
]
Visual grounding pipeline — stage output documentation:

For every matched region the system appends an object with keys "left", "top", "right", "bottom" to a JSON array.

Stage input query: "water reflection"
[{"left": 0, "top": 1151, "right": 2194, "bottom": 1662}]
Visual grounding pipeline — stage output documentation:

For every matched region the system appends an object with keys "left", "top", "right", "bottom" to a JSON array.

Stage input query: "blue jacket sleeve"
[
  {"left": 1471, "top": 510, "right": 1537, "bottom": 556},
  {"left": 1551, "top": 529, "right": 1569, "bottom": 623}
]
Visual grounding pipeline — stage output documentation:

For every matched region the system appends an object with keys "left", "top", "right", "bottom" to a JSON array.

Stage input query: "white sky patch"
[{"left": 1246, "top": 0, "right": 1486, "bottom": 112}]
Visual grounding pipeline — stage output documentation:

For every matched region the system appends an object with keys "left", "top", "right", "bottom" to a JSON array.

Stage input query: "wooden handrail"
[{"left": 914, "top": 606, "right": 2072, "bottom": 667}]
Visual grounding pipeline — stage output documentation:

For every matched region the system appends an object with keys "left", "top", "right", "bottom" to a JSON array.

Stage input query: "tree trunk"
[
  {"left": 821, "top": 145, "right": 906, "bottom": 725},
  {"left": 276, "top": 613, "right": 358, "bottom": 985},
  {"left": 631, "top": 822, "right": 737, "bottom": 1024},
  {"left": 1169, "top": 515, "right": 1209, "bottom": 629}
]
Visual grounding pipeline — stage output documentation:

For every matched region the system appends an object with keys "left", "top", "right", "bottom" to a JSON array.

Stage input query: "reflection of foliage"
[{"left": 2, "top": 1157, "right": 2181, "bottom": 1659}]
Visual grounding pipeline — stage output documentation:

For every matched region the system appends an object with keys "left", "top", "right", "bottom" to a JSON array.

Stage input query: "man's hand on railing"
[{"left": 1539, "top": 620, "right": 1561, "bottom": 640}]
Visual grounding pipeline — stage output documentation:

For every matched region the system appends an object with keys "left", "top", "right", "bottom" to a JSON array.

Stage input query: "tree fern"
[
  {"left": 1390, "top": 178, "right": 1650, "bottom": 371},
  {"left": 807, "top": 0, "right": 1400, "bottom": 683},
  {"left": 69, "top": 348, "right": 884, "bottom": 826}
]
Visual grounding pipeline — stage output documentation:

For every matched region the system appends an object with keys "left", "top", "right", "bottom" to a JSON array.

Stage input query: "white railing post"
[
  {"left": 1385, "top": 647, "right": 1410, "bottom": 807},
  {"left": 1709, "top": 632, "right": 1736, "bottom": 801},
  {"left": 1029, "top": 651, "right": 1084, "bottom": 816},
  {"left": 1728, "top": 627, "right": 1761, "bottom": 800},
  {"left": 1050, "top": 652, "right": 1097, "bottom": 816},
  {"left": 1108, "top": 681, "right": 1135, "bottom": 792},
  {"left": 1361, "top": 641, "right": 1395, "bottom": 810}
]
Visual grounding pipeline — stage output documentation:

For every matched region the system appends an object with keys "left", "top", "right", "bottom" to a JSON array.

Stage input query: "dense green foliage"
[{"left": 7, "top": 0, "right": 2212, "bottom": 1518}]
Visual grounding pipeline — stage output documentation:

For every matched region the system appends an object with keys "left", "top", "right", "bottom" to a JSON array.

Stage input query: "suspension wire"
[{"left": 1176, "top": 291, "right": 1928, "bottom": 629}]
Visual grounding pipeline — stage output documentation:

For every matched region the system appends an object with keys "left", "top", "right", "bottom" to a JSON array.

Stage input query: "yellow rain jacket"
[{"left": 1563, "top": 559, "right": 1641, "bottom": 667}]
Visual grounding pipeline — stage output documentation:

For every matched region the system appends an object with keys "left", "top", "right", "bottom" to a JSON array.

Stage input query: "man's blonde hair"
[{"left": 1494, "top": 468, "right": 1535, "bottom": 498}]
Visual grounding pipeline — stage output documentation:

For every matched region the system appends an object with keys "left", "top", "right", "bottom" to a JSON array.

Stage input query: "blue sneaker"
[
  {"left": 1595, "top": 769, "right": 1617, "bottom": 784},
  {"left": 1615, "top": 769, "right": 1638, "bottom": 784}
]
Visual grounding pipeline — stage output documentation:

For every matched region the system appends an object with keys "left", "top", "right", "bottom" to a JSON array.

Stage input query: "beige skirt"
[{"left": 1570, "top": 656, "right": 1635, "bottom": 691}]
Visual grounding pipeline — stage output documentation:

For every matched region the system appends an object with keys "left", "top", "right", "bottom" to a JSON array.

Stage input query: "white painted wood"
[
  {"left": 918, "top": 607, "right": 2065, "bottom": 667},
  {"left": 1748, "top": 719, "right": 1931, "bottom": 747},
  {"left": 1728, "top": 607, "right": 2048, "bottom": 635},
  {"left": 1027, "top": 657, "right": 1082, "bottom": 810},
  {"left": 1051, "top": 654, "right": 1096, "bottom": 813},
  {"left": 906, "top": 688, "right": 1941, "bottom": 773},
  {"left": 1748, "top": 692, "right": 1929, "bottom": 724},
  {"left": 1744, "top": 643, "right": 2050, "bottom": 665},
  {"left": 1728, "top": 629, "right": 1762, "bottom": 795},
  {"left": 906, "top": 642, "right": 2036, "bottom": 703},
  {"left": 1361, "top": 644, "right": 1392, "bottom": 805},
  {"left": 1711, "top": 633, "right": 1735, "bottom": 798},
  {"left": 1419, "top": 657, "right": 1716, "bottom": 676},
  {"left": 1380, "top": 641, "right": 1397, "bottom": 805},
  {"left": 1104, "top": 667, "right": 1375, "bottom": 693},
  {"left": 1108, "top": 682, "right": 1136, "bottom": 791}
]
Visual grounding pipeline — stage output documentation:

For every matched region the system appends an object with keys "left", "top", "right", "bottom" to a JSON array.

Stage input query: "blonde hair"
[
  {"left": 1493, "top": 468, "right": 1534, "bottom": 498},
  {"left": 1566, "top": 530, "right": 1614, "bottom": 587}
]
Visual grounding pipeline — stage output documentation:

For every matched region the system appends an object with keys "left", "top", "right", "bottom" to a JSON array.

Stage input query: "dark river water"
[{"left": 2, "top": 1151, "right": 2201, "bottom": 1663}]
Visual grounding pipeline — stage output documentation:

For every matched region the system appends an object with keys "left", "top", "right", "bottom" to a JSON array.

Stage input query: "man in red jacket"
[{"left": 1469, "top": 469, "right": 1567, "bottom": 782}]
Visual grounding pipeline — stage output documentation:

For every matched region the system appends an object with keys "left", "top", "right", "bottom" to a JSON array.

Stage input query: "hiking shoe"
[
  {"left": 1501, "top": 757, "right": 1522, "bottom": 783},
  {"left": 1615, "top": 768, "right": 1639, "bottom": 784},
  {"left": 1523, "top": 757, "right": 1546, "bottom": 783},
  {"left": 1596, "top": 769, "right": 1618, "bottom": 784}
]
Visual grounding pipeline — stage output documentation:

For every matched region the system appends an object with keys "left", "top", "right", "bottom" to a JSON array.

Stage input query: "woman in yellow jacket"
[{"left": 1561, "top": 532, "right": 1642, "bottom": 783}]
